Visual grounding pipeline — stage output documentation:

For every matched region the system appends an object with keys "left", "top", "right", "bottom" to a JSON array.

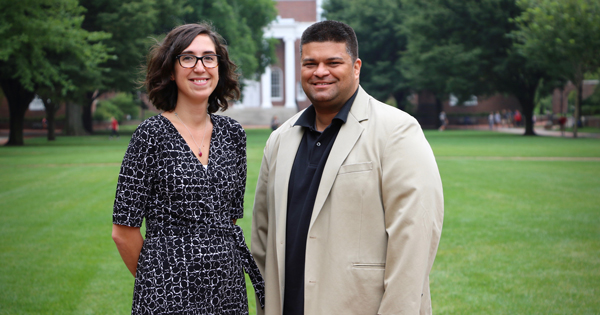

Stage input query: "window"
[
  {"left": 271, "top": 67, "right": 283, "bottom": 101},
  {"left": 296, "top": 82, "right": 306, "bottom": 102}
]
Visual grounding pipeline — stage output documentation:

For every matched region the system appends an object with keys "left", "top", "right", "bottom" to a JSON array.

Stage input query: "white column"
[
  {"left": 284, "top": 36, "right": 296, "bottom": 109},
  {"left": 261, "top": 66, "right": 272, "bottom": 108},
  {"left": 316, "top": 0, "right": 324, "bottom": 21}
]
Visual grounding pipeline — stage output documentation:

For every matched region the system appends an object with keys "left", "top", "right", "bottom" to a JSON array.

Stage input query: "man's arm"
[{"left": 378, "top": 119, "right": 444, "bottom": 314}]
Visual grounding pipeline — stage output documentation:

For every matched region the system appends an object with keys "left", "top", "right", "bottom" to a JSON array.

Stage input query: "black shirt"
[{"left": 283, "top": 89, "right": 358, "bottom": 315}]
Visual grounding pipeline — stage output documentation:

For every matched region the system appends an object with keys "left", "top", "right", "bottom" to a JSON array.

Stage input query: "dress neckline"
[{"left": 159, "top": 113, "right": 214, "bottom": 167}]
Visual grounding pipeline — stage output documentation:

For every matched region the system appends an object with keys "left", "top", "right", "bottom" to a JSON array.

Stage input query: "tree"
[
  {"left": 401, "top": 0, "right": 559, "bottom": 135},
  {"left": 323, "top": 0, "right": 410, "bottom": 109},
  {"left": 511, "top": 0, "right": 600, "bottom": 137},
  {"left": 0, "top": 0, "right": 110, "bottom": 145},
  {"left": 79, "top": 0, "right": 186, "bottom": 133},
  {"left": 93, "top": 92, "right": 141, "bottom": 122},
  {"left": 181, "top": 0, "right": 277, "bottom": 80},
  {"left": 79, "top": 0, "right": 277, "bottom": 133}
]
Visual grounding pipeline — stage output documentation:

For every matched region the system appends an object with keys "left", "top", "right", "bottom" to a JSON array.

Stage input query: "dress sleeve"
[
  {"left": 112, "top": 124, "right": 157, "bottom": 227},
  {"left": 231, "top": 124, "right": 247, "bottom": 219}
]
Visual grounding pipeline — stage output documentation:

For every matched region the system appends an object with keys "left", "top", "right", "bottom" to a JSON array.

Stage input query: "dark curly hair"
[{"left": 145, "top": 23, "right": 240, "bottom": 113}]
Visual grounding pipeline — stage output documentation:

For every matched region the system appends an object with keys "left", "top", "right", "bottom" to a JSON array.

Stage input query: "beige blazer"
[{"left": 251, "top": 87, "right": 444, "bottom": 315}]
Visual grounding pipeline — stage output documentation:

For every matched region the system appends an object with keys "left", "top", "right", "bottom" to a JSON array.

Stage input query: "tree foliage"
[
  {"left": 75, "top": 0, "right": 277, "bottom": 133},
  {"left": 400, "top": 0, "right": 560, "bottom": 135},
  {"left": 94, "top": 92, "right": 140, "bottom": 122},
  {"left": 323, "top": 0, "right": 410, "bottom": 108},
  {"left": 0, "top": 0, "right": 278, "bottom": 143},
  {"left": 80, "top": 0, "right": 189, "bottom": 92},
  {"left": 511, "top": 0, "right": 600, "bottom": 137},
  {"left": 0, "top": 0, "right": 110, "bottom": 144},
  {"left": 80, "top": 0, "right": 277, "bottom": 90},
  {"left": 181, "top": 0, "right": 277, "bottom": 80}
]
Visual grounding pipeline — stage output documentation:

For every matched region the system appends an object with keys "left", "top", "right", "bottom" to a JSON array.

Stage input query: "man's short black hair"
[{"left": 300, "top": 20, "right": 359, "bottom": 61}]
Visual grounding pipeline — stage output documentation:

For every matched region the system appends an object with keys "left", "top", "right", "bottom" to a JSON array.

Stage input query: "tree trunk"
[
  {"left": 82, "top": 101, "right": 93, "bottom": 134},
  {"left": 517, "top": 93, "right": 537, "bottom": 136},
  {"left": 82, "top": 91, "right": 98, "bottom": 134},
  {"left": 573, "top": 81, "right": 582, "bottom": 138},
  {"left": 42, "top": 98, "right": 57, "bottom": 141},
  {"left": 513, "top": 79, "right": 540, "bottom": 136},
  {"left": 0, "top": 78, "right": 35, "bottom": 146},
  {"left": 435, "top": 95, "right": 443, "bottom": 128},
  {"left": 393, "top": 90, "right": 407, "bottom": 111},
  {"left": 65, "top": 102, "right": 87, "bottom": 136}
]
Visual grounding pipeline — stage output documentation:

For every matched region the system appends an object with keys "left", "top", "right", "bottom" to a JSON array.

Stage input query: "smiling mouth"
[
  {"left": 313, "top": 82, "right": 332, "bottom": 86},
  {"left": 192, "top": 79, "right": 208, "bottom": 83}
]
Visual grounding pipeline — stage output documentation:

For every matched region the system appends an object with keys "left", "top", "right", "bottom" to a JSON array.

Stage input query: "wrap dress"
[{"left": 113, "top": 114, "right": 264, "bottom": 315}]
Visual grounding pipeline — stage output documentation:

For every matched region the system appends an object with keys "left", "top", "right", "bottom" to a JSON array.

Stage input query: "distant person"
[
  {"left": 110, "top": 117, "right": 119, "bottom": 139},
  {"left": 501, "top": 109, "right": 508, "bottom": 127},
  {"left": 558, "top": 115, "right": 567, "bottom": 136},
  {"left": 271, "top": 115, "right": 280, "bottom": 131},
  {"left": 251, "top": 20, "right": 443, "bottom": 315},
  {"left": 111, "top": 23, "right": 264, "bottom": 314},
  {"left": 488, "top": 112, "right": 495, "bottom": 130},
  {"left": 514, "top": 110, "right": 522, "bottom": 127},
  {"left": 494, "top": 111, "right": 501, "bottom": 128},
  {"left": 439, "top": 110, "right": 448, "bottom": 131},
  {"left": 42, "top": 117, "right": 47, "bottom": 129}
]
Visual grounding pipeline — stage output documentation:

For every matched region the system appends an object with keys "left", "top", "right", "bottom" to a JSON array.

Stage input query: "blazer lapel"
[
  {"left": 309, "top": 87, "right": 370, "bottom": 230},
  {"left": 274, "top": 121, "right": 304, "bottom": 288}
]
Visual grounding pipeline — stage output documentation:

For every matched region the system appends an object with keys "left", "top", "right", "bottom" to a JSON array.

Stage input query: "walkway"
[
  {"left": 497, "top": 127, "right": 600, "bottom": 138},
  {"left": 2, "top": 124, "right": 600, "bottom": 146},
  {"left": 449, "top": 125, "right": 600, "bottom": 138}
]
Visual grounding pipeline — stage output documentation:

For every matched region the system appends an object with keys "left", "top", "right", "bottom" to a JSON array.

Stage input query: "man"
[{"left": 251, "top": 20, "right": 444, "bottom": 315}]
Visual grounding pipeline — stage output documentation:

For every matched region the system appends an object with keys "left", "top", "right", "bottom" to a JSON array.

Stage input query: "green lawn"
[{"left": 0, "top": 129, "right": 598, "bottom": 314}]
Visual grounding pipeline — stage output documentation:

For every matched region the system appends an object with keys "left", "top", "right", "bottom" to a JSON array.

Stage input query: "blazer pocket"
[
  {"left": 338, "top": 161, "right": 373, "bottom": 175},
  {"left": 352, "top": 263, "right": 385, "bottom": 269}
]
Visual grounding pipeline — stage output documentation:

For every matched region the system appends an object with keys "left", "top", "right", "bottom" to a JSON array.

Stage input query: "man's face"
[{"left": 300, "top": 41, "right": 361, "bottom": 112}]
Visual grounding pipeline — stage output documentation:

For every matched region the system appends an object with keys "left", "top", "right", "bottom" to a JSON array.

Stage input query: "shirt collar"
[{"left": 294, "top": 88, "right": 359, "bottom": 129}]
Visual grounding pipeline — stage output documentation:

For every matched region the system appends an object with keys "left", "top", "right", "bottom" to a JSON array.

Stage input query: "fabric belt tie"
[
  {"left": 146, "top": 224, "right": 265, "bottom": 308},
  {"left": 230, "top": 224, "right": 265, "bottom": 308}
]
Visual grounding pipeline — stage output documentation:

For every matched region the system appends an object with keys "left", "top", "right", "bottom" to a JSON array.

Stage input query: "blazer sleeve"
[
  {"left": 377, "top": 117, "right": 444, "bottom": 314},
  {"left": 251, "top": 140, "right": 271, "bottom": 315}
]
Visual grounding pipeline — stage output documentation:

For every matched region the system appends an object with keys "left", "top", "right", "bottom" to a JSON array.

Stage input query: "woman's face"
[{"left": 172, "top": 34, "right": 219, "bottom": 107}]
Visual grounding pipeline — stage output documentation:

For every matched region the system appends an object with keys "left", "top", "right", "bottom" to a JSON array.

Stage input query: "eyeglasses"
[{"left": 176, "top": 54, "right": 220, "bottom": 69}]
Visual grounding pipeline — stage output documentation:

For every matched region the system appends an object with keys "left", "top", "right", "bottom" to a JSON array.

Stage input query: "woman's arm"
[{"left": 112, "top": 224, "right": 144, "bottom": 277}]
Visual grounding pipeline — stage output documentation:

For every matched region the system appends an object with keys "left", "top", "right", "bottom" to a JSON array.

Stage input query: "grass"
[{"left": 0, "top": 129, "right": 598, "bottom": 314}]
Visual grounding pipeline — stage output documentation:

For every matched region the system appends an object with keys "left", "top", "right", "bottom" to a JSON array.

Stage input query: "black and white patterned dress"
[{"left": 113, "top": 114, "right": 264, "bottom": 315}]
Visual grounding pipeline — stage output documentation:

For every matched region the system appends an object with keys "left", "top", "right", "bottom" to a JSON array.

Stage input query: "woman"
[{"left": 112, "top": 23, "right": 264, "bottom": 314}]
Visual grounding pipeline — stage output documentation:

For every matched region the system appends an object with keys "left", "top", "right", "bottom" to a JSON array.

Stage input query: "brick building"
[
  {"left": 236, "top": 0, "right": 321, "bottom": 113},
  {"left": 552, "top": 80, "right": 599, "bottom": 114}
]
